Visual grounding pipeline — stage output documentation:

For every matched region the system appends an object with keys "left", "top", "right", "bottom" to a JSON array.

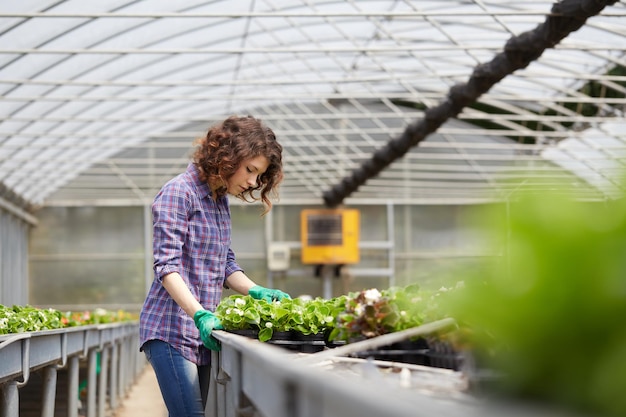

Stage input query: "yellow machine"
[{"left": 300, "top": 208, "right": 360, "bottom": 265}]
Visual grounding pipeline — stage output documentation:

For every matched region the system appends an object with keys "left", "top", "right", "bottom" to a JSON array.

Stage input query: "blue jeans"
[{"left": 143, "top": 339, "right": 211, "bottom": 417}]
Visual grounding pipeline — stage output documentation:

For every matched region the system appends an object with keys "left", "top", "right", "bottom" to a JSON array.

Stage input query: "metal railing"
[
  {"left": 0, "top": 321, "right": 142, "bottom": 417},
  {"left": 208, "top": 321, "right": 592, "bottom": 417}
]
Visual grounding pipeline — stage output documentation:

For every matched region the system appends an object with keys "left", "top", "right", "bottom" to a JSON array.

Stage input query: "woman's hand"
[
  {"left": 193, "top": 310, "right": 224, "bottom": 351},
  {"left": 248, "top": 285, "right": 291, "bottom": 303}
]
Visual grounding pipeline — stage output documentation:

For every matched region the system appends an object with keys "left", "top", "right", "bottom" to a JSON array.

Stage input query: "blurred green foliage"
[
  {"left": 445, "top": 186, "right": 626, "bottom": 416},
  {"left": 0, "top": 305, "right": 137, "bottom": 334}
]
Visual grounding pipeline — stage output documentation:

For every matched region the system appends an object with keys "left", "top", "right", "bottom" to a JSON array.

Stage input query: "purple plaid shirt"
[{"left": 139, "top": 163, "right": 242, "bottom": 365}]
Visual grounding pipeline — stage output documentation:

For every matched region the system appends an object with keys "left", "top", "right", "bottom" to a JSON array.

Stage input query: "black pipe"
[{"left": 322, "top": 0, "right": 618, "bottom": 208}]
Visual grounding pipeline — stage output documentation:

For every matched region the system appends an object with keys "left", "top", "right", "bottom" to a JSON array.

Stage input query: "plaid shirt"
[{"left": 139, "top": 163, "right": 242, "bottom": 365}]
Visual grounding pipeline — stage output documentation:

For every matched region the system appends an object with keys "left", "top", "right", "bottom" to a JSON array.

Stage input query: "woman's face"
[{"left": 225, "top": 155, "right": 269, "bottom": 196}]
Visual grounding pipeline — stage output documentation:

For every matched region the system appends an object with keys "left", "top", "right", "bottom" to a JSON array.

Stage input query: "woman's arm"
[
  {"left": 224, "top": 270, "right": 257, "bottom": 295},
  {"left": 162, "top": 272, "right": 204, "bottom": 317},
  {"left": 226, "top": 271, "right": 291, "bottom": 302}
]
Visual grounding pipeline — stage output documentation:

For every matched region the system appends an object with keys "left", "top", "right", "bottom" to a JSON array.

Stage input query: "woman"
[{"left": 139, "top": 115, "right": 290, "bottom": 417}]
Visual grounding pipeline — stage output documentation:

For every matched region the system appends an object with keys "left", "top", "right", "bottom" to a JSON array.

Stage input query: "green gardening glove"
[
  {"left": 248, "top": 285, "right": 291, "bottom": 303},
  {"left": 193, "top": 310, "right": 224, "bottom": 351}
]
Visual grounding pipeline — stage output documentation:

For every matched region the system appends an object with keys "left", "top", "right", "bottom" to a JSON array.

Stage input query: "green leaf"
[
  {"left": 259, "top": 327, "right": 273, "bottom": 342},
  {"left": 244, "top": 309, "right": 260, "bottom": 325},
  {"left": 273, "top": 307, "right": 290, "bottom": 320}
]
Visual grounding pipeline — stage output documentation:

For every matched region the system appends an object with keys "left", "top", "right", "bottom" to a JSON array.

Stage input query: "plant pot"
[
  {"left": 293, "top": 331, "right": 325, "bottom": 342},
  {"left": 352, "top": 337, "right": 430, "bottom": 366},
  {"left": 226, "top": 329, "right": 259, "bottom": 339},
  {"left": 291, "top": 331, "right": 326, "bottom": 353},
  {"left": 322, "top": 328, "right": 346, "bottom": 349},
  {"left": 269, "top": 330, "right": 293, "bottom": 341},
  {"left": 425, "top": 339, "right": 464, "bottom": 370},
  {"left": 225, "top": 328, "right": 293, "bottom": 343}
]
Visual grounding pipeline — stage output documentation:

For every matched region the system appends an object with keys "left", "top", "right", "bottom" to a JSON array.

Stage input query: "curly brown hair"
[{"left": 192, "top": 115, "right": 283, "bottom": 214}]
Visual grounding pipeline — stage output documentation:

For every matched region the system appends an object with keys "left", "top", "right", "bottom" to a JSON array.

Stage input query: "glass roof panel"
[{"left": 0, "top": 0, "right": 624, "bottom": 208}]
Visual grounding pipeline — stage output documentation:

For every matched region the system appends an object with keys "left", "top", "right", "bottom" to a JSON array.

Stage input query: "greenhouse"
[{"left": 1, "top": 1, "right": 625, "bottom": 416}]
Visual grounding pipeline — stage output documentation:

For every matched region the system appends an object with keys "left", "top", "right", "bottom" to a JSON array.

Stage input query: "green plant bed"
[
  {"left": 215, "top": 294, "right": 346, "bottom": 343},
  {"left": 0, "top": 304, "right": 137, "bottom": 335},
  {"left": 216, "top": 285, "right": 466, "bottom": 359}
]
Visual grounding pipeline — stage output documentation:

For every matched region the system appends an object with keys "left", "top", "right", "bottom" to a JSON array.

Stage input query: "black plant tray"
[
  {"left": 352, "top": 338, "right": 430, "bottom": 366},
  {"left": 424, "top": 339, "right": 465, "bottom": 371},
  {"left": 225, "top": 329, "right": 327, "bottom": 353}
]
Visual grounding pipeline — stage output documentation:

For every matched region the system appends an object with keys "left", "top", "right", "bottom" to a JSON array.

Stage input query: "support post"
[
  {"left": 0, "top": 381, "right": 19, "bottom": 417},
  {"left": 109, "top": 343, "right": 118, "bottom": 411},
  {"left": 98, "top": 347, "right": 109, "bottom": 417},
  {"left": 87, "top": 349, "right": 98, "bottom": 417},
  {"left": 41, "top": 365, "right": 58, "bottom": 417},
  {"left": 322, "top": 266, "right": 333, "bottom": 299},
  {"left": 67, "top": 355, "right": 79, "bottom": 417}
]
